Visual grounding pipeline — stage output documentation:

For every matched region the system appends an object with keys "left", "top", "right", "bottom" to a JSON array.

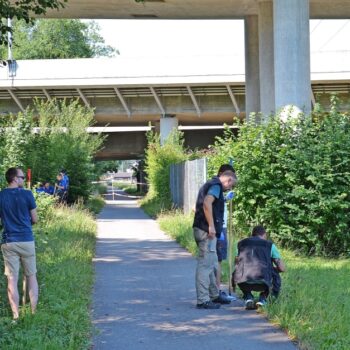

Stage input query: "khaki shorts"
[{"left": 1, "top": 241, "right": 37, "bottom": 277}]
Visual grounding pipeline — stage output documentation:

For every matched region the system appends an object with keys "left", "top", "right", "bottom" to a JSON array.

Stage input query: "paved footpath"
[{"left": 92, "top": 192, "right": 297, "bottom": 350}]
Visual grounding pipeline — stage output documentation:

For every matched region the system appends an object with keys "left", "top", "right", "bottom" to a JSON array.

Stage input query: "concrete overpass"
[
  {"left": 1, "top": 52, "right": 350, "bottom": 159},
  {"left": 45, "top": 0, "right": 350, "bottom": 20},
  {"left": 38, "top": 0, "right": 350, "bottom": 119}
]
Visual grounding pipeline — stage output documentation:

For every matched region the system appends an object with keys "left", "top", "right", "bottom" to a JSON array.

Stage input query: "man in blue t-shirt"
[
  {"left": 0, "top": 167, "right": 39, "bottom": 321},
  {"left": 55, "top": 172, "right": 68, "bottom": 202},
  {"left": 36, "top": 181, "right": 54, "bottom": 195}
]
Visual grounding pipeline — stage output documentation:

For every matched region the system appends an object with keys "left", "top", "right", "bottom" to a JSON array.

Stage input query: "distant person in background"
[
  {"left": 36, "top": 181, "right": 54, "bottom": 195},
  {"left": 55, "top": 173, "right": 68, "bottom": 203},
  {"left": 43, "top": 181, "right": 54, "bottom": 195},
  {"left": 0, "top": 167, "right": 39, "bottom": 321},
  {"left": 60, "top": 169, "right": 70, "bottom": 191}
]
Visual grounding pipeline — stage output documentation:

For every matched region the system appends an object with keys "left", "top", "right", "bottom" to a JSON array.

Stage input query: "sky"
[{"left": 92, "top": 19, "right": 350, "bottom": 58}]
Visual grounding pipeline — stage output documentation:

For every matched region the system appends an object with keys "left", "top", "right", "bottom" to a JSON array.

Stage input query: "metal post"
[
  {"left": 228, "top": 200, "right": 234, "bottom": 295},
  {"left": 7, "top": 18, "right": 13, "bottom": 61}
]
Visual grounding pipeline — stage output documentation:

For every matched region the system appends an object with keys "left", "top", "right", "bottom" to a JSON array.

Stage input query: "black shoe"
[
  {"left": 245, "top": 298, "right": 255, "bottom": 310},
  {"left": 211, "top": 294, "right": 231, "bottom": 304},
  {"left": 197, "top": 300, "right": 221, "bottom": 309}
]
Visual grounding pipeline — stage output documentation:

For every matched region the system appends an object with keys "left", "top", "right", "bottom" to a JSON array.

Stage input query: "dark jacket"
[
  {"left": 193, "top": 177, "right": 225, "bottom": 238},
  {"left": 234, "top": 236, "right": 273, "bottom": 287}
]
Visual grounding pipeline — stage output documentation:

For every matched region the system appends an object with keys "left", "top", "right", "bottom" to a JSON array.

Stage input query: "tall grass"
[
  {"left": 0, "top": 205, "right": 96, "bottom": 349},
  {"left": 158, "top": 210, "right": 350, "bottom": 350}
]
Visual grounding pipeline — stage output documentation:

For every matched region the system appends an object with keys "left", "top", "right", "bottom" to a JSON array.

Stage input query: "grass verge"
[
  {"left": 0, "top": 205, "right": 96, "bottom": 350},
  {"left": 158, "top": 210, "right": 350, "bottom": 350},
  {"left": 85, "top": 194, "right": 105, "bottom": 215},
  {"left": 113, "top": 181, "right": 145, "bottom": 197},
  {"left": 141, "top": 196, "right": 171, "bottom": 219}
]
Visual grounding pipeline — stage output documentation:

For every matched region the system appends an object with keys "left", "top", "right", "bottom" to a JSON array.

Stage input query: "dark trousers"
[{"left": 238, "top": 268, "right": 281, "bottom": 300}]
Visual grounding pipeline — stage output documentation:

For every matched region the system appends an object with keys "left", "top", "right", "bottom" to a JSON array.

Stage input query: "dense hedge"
[{"left": 209, "top": 101, "right": 350, "bottom": 256}]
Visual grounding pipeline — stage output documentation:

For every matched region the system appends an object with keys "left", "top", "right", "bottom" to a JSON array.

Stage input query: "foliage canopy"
[
  {"left": 0, "top": 99, "right": 104, "bottom": 202},
  {"left": 0, "top": 0, "right": 66, "bottom": 45},
  {"left": 0, "top": 19, "right": 116, "bottom": 59},
  {"left": 209, "top": 98, "right": 350, "bottom": 256}
]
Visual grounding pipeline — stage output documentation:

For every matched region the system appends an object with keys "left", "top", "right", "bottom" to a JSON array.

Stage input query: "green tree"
[
  {"left": 93, "top": 160, "right": 121, "bottom": 178},
  {"left": 0, "top": 98, "right": 105, "bottom": 201},
  {"left": 0, "top": 19, "right": 116, "bottom": 59},
  {"left": 208, "top": 99, "right": 350, "bottom": 256},
  {"left": 0, "top": 0, "right": 66, "bottom": 45}
]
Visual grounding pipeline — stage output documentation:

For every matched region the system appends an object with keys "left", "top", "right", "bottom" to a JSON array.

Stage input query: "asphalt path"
[{"left": 92, "top": 190, "right": 296, "bottom": 350}]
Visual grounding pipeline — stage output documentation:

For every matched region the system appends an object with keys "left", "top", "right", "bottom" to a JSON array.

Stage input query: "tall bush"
[
  {"left": 143, "top": 129, "right": 187, "bottom": 210},
  {"left": 0, "top": 99, "right": 104, "bottom": 201},
  {"left": 209, "top": 103, "right": 350, "bottom": 256}
]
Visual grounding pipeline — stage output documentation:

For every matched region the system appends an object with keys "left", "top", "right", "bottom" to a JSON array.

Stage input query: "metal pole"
[
  {"left": 228, "top": 199, "right": 234, "bottom": 295},
  {"left": 7, "top": 18, "right": 13, "bottom": 61},
  {"left": 112, "top": 178, "right": 115, "bottom": 201}
]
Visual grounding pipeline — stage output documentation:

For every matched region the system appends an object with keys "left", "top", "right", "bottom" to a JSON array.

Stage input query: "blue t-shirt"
[
  {"left": 58, "top": 177, "right": 68, "bottom": 191},
  {"left": 0, "top": 188, "right": 37, "bottom": 243},
  {"left": 44, "top": 186, "right": 54, "bottom": 195},
  {"left": 235, "top": 242, "right": 281, "bottom": 259},
  {"left": 64, "top": 175, "right": 69, "bottom": 188},
  {"left": 208, "top": 185, "right": 228, "bottom": 236}
]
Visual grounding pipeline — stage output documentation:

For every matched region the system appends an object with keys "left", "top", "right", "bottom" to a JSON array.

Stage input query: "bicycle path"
[{"left": 92, "top": 192, "right": 297, "bottom": 350}]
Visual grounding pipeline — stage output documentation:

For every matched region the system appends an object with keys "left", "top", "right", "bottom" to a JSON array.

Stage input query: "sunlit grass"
[
  {"left": 158, "top": 210, "right": 350, "bottom": 350},
  {"left": 0, "top": 206, "right": 96, "bottom": 350}
]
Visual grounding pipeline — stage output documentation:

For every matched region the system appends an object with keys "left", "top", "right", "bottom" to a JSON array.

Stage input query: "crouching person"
[{"left": 233, "top": 225, "right": 285, "bottom": 309}]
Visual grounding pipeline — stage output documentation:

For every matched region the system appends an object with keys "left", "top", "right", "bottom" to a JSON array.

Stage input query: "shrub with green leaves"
[
  {"left": 142, "top": 129, "right": 187, "bottom": 215},
  {"left": 209, "top": 100, "right": 350, "bottom": 256},
  {"left": 0, "top": 99, "right": 104, "bottom": 201}
]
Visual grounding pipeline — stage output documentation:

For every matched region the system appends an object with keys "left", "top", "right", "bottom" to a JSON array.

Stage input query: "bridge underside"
[
  {"left": 0, "top": 82, "right": 348, "bottom": 126},
  {"left": 44, "top": 0, "right": 350, "bottom": 19},
  {"left": 94, "top": 128, "right": 233, "bottom": 160}
]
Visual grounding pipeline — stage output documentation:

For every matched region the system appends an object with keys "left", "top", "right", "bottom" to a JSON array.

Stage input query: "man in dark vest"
[
  {"left": 193, "top": 169, "right": 237, "bottom": 309},
  {"left": 234, "top": 225, "right": 286, "bottom": 309}
]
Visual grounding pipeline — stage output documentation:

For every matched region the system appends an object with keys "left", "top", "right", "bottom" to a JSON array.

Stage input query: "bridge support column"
[
  {"left": 258, "top": 1, "right": 275, "bottom": 118},
  {"left": 244, "top": 15, "right": 260, "bottom": 121},
  {"left": 273, "top": 0, "right": 311, "bottom": 115},
  {"left": 160, "top": 114, "right": 178, "bottom": 145}
]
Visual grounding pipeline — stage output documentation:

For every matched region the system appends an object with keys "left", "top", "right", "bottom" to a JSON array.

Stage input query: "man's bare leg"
[
  {"left": 27, "top": 274, "right": 38, "bottom": 314},
  {"left": 7, "top": 275, "right": 19, "bottom": 319}
]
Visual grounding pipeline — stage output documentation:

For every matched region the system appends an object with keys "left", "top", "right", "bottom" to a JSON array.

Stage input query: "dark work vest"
[
  {"left": 234, "top": 236, "right": 273, "bottom": 287},
  {"left": 192, "top": 177, "right": 225, "bottom": 238}
]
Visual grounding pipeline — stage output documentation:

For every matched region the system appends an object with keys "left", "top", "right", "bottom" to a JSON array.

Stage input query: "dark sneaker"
[
  {"left": 212, "top": 294, "right": 231, "bottom": 304},
  {"left": 197, "top": 300, "right": 221, "bottom": 309},
  {"left": 245, "top": 298, "right": 255, "bottom": 310}
]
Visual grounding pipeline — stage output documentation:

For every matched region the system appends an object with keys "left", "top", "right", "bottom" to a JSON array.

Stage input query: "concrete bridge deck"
[
  {"left": 1, "top": 53, "right": 349, "bottom": 125},
  {"left": 44, "top": 0, "right": 350, "bottom": 20}
]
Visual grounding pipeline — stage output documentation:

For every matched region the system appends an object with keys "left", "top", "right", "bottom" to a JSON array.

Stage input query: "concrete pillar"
[
  {"left": 160, "top": 114, "right": 178, "bottom": 145},
  {"left": 258, "top": 1, "right": 275, "bottom": 118},
  {"left": 273, "top": 0, "right": 311, "bottom": 115},
  {"left": 244, "top": 15, "right": 260, "bottom": 120}
]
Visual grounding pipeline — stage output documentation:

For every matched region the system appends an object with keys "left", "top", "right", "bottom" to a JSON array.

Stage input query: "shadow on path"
[{"left": 92, "top": 198, "right": 296, "bottom": 350}]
